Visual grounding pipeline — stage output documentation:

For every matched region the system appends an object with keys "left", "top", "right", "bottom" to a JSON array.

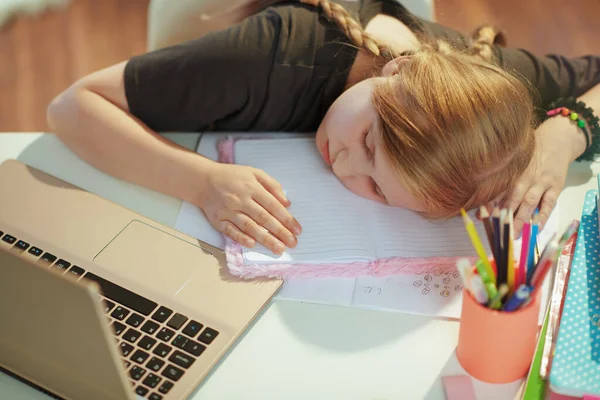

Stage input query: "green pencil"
[{"left": 522, "top": 303, "right": 551, "bottom": 400}]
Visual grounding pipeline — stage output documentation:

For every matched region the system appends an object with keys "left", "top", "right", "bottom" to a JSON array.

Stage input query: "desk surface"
[{"left": 1, "top": 133, "right": 599, "bottom": 400}]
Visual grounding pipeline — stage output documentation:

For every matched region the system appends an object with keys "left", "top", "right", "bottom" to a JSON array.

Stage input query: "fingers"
[
  {"left": 245, "top": 202, "right": 297, "bottom": 248},
  {"left": 219, "top": 221, "right": 256, "bottom": 249},
  {"left": 255, "top": 171, "right": 291, "bottom": 208},
  {"left": 230, "top": 213, "right": 286, "bottom": 254},
  {"left": 508, "top": 185, "right": 545, "bottom": 238},
  {"left": 253, "top": 188, "right": 302, "bottom": 236},
  {"left": 536, "top": 190, "right": 558, "bottom": 231}
]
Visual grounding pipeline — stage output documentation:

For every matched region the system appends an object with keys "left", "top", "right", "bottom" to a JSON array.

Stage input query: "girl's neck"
[{"left": 345, "top": 14, "right": 420, "bottom": 89}]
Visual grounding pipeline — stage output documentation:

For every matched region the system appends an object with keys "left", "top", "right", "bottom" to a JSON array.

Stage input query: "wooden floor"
[{"left": 1, "top": 0, "right": 600, "bottom": 132}]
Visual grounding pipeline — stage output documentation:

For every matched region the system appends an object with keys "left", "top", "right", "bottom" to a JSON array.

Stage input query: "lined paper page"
[
  {"left": 235, "top": 138, "right": 376, "bottom": 264},
  {"left": 371, "top": 204, "right": 490, "bottom": 259}
]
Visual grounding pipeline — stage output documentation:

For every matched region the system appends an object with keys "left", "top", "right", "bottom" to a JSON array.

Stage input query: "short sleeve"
[
  {"left": 494, "top": 47, "right": 600, "bottom": 110},
  {"left": 123, "top": 10, "right": 282, "bottom": 132}
]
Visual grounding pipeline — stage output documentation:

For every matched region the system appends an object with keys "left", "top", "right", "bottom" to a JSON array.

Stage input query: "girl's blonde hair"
[{"left": 252, "top": 0, "right": 536, "bottom": 217}]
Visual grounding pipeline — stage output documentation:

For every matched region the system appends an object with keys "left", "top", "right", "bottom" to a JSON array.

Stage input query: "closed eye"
[{"left": 362, "top": 128, "right": 373, "bottom": 161}]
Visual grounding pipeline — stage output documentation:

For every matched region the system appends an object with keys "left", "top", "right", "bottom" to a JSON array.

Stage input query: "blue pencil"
[
  {"left": 527, "top": 216, "right": 539, "bottom": 283},
  {"left": 503, "top": 284, "right": 532, "bottom": 311}
]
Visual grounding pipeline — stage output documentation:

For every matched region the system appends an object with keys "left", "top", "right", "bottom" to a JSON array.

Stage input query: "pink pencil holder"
[{"left": 456, "top": 288, "right": 541, "bottom": 383}]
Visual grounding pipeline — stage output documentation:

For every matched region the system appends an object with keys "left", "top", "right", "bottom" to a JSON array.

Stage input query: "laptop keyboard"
[{"left": 0, "top": 231, "right": 220, "bottom": 400}]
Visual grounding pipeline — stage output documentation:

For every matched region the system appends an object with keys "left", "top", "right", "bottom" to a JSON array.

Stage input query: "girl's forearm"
[
  {"left": 541, "top": 83, "right": 600, "bottom": 162},
  {"left": 47, "top": 86, "right": 215, "bottom": 205}
]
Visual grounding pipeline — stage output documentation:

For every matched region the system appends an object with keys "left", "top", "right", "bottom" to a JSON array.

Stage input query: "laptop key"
[
  {"left": 52, "top": 259, "right": 71, "bottom": 273},
  {"left": 123, "top": 328, "right": 142, "bottom": 344},
  {"left": 171, "top": 335, "right": 188, "bottom": 350},
  {"left": 131, "top": 349, "right": 150, "bottom": 365},
  {"left": 135, "top": 386, "right": 149, "bottom": 396},
  {"left": 28, "top": 246, "right": 42, "bottom": 257},
  {"left": 161, "top": 364, "right": 184, "bottom": 382},
  {"left": 142, "top": 373, "right": 161, "bottom": 389},
  {"left": 123, "top": 360, "right": 131, "bottom": 369},
  {"left": 158, "top": 380, "right": 174, "bottom": 394},
  {"left": 156, "top": 327, "right": 175, "bottom": 342},
  {"left": 149, "top": 393, "right": 163, "bottom": 400},
  {"left": 14, "top": 240, "right": 29, "bottom": 252},
  {"left": 153, "top": 343, "right": 172, "bottom": 358},
  {"left": 82, "top": 273, "right": 158, "bottom": 316},
  {"left": 111, "top": 306, "right": 130, "bottom": 321},
  {"left": 198, "top": 327, "right": 220, "bottom": 345},
  {"left": 39, "top": 252, "right": 57, "bottom": 265},
  {"left": 111, "top": 321, "right": 126, "bottom": 336},
  {"left": 141, "top": 320, "right": 159, "bottom": 335},
  {"left": 67, "top": 266, "right": 85, "bottom": 279},
  {"left": 129, "top": 365, "right": 146, "bottom": 381},
  {"left": 166, "top": 313, "right": 188, "bottom": 330},
  {"left": 2, "top": 234, "right": 16, "bottom": 244},
  {"left": 152, "top": 306, "right": 173, "bottom": 323},
  {"left": 103, "top": 299, "right": 115, "bottom": 313},
  {"left": 182, "top": 340, "right": 206, "bottom": 357},
  {"left": 139, "top": 336, "right": 157, "bottom": 351},
  {"left": 119, "top": 342, "right": 134, "bottom": 357},
  {"left": 169, "top": 350, "right": 195, "bottom": 369},
  {"left": 146, "top": 357, "right": 165, "bottom": 372},
  {"left": 182, "top": 320, "right": 203, "bottom": 338},
  {"left": 126, "top": 313, "right": 145, "bottom": 328}
]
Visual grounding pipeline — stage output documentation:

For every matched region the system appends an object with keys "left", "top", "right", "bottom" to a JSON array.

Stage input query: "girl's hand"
[
  {"left": 500, "top": 118, "right": 585, "bottom": 237},
  {"left": 198, "top": 163, "right": 302, "bottom": 254}
]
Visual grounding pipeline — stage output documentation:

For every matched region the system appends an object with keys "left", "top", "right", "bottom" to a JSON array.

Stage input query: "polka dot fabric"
[{"left": 550, "top": 190, "right": 600, "bottom": 396}]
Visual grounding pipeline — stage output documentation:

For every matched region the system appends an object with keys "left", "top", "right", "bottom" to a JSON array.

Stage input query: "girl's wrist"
[
  {"left": 176, "top": 154, "right": 219, "bottom": 206},
  {"left": 537, "top": 114, "right": 587, "bottom": 163}
]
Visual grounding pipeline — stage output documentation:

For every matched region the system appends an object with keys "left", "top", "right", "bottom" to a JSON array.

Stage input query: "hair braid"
[
  {"left": 468, "top": 25, "right": 507, "bottom": 62},
  {"left": 242, "top": 0, "right": 386, "bottom": 56},
  {"left": 299, "top": 0, "right": 384, "bottom": 57}
]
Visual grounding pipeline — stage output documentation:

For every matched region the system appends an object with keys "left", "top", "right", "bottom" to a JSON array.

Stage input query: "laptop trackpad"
[{"left": 94, "top": 220, "right": 210, "bottom": 296}]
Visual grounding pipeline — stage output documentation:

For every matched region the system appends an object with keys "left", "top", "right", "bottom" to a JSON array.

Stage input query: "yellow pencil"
[
  {"left": 460, "top": 209, "right": 495, "bottom": 283},
  {"left": 506, "top": 211, "right": 515, "bottom": 292}
]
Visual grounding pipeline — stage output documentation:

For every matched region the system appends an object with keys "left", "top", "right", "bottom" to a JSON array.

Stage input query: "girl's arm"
[
  {"left": 47, "top": 62, "right": 213, "bottom": 206},
  {"left": 48, "top": 61, "right": 300, "bottom": 254},
  {"left": 503, "top": 82, "right": 600, "bottom": 236}
]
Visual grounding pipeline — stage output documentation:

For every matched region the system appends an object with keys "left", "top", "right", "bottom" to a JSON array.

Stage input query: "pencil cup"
[{"left": 456, "top": 288, "right": 541, "bottom": 383}]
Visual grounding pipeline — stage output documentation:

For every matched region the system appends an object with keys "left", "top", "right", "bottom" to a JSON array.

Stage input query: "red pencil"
[{"left": 531, "top": 240, "right": 559, "bottom": 295}]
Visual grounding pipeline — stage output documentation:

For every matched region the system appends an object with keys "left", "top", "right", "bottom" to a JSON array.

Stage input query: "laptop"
[{"left": 0, "top": 159, "right": 282, "bottom": 400}]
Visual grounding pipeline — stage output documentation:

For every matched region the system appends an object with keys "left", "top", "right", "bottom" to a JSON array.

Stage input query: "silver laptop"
[{"left": 0, "top": 159, "right": 282, "bottom": 400}]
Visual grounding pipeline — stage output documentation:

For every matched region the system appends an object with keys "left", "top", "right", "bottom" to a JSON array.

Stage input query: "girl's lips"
[{"left": 322, "top": 140, "right": 332, "bottom": 166}]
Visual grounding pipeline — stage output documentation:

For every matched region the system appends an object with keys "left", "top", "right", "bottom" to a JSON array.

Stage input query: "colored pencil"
[
  {"left": 470, "top": 275, "right": 490, "bottom": 304},
  {"left": 496, "top": 211, "right": 509, "bottom": 286},
  {"left": 492, "top": 207, "right": 501, "bottom": 278},
  {"left": 527, "top": 215, "right": 539, "bottom": 276},
  {"left": 479, "top": 205, "right": 495, "bottom": 254},
  {"left": 489, "top": 284, "right": 510, "bottom": 310},
  {"left": 531, "top": 240, "right": 559, "bottom": 292},
  {"left": 456, "top": 258, "right": 475, "bottom": 292},
  {"left": 518, "top": 221, "right": 531, "bottom": 289},
  {"left": 506, "top": 211, "right": 515, "bottom": 292},
  {"left": 460, "top": 209, "right": 495, "bottom": 283}
]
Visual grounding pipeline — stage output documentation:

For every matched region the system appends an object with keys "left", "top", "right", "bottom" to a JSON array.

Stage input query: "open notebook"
[
  {"left": 219, "top": 136, "right": 492, "bottom": 279},
  {"left": 175, "top": 132, "right": 557, "bottom": 319}
]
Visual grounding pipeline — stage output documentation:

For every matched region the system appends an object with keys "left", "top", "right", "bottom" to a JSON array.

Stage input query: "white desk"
[{"left": 1, "top": 133, "right": 598, "bottom": 400}]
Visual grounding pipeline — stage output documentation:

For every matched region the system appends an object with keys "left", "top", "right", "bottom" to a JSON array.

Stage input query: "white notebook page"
[
  {"left": 371, "top": 205, "right": 489, "bottom": 259},
  {"left": 236, "top": 138, "right": 376, "bottom": 264},
  {"left": 236, "top": 137, "right": 488, "bottom": 265}
]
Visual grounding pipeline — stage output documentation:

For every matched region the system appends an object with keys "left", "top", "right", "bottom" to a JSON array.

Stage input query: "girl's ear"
[{"left": 382, "top": 55, "right": 411, "bottom": 77}]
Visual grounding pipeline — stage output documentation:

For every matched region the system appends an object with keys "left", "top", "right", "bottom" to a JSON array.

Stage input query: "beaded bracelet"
[
  {"left": 546, "top": 97, "right": 600, "bottom": 162},
  {"left": 546, "top": 107, "right": 591, "bottom": 150}
]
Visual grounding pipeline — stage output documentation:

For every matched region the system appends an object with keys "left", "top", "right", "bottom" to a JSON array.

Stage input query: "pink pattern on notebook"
[{"left": 218, "top": 137, "right": 472, "bottom": 280}]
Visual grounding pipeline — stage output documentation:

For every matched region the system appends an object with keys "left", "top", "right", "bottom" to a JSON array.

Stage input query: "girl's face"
[{"left": 315, "top": 77, "right": 426, "bottom": 211}]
